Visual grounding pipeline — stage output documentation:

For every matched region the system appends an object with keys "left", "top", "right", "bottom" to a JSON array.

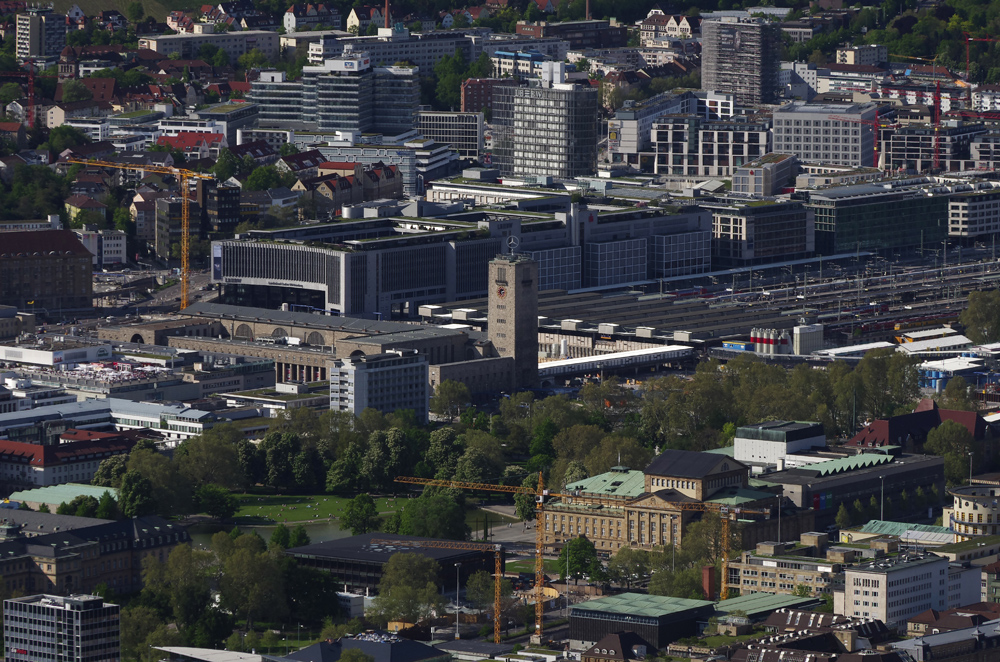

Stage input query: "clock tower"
[{"left": 488, "top": 254, "right": 538, "bottom": 391}]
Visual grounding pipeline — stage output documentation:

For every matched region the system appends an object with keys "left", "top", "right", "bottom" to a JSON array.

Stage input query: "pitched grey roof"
[{"left": 644, "top": 449, "right": 741, "bottom": 478}]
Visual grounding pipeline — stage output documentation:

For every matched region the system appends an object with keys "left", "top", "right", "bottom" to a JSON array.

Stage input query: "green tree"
[
  {"left": 125, "top": 1, "right": 144, "bottom": 22},
  {"left": 558, "top": 536, "right": 604, "bottom": 582},
  {"left": 369, "top": 553, "right": 446, "bottom": 625},
  {"left": 119, "top": 470, "right": 156, "bottom": 517},
  {"left": 237, "top": 48, "right": 270, "bottom": 69},
  {"left": 794, "top": 584, "right": 812, "bottom": 597},
  {"left": 941, "top": 376, "right": 977, "bottom": 411},
  {"left": 289, "top": 524, "right": 311, "bottom": 548},
  {"left": 513, "top": 473, "right": 538, "bottom": 521},
  {"left": 175, "top": 424, "right": 247, "bottom": 489},
  {"left": 96, "top": 490, "right": 120, "bottom": 520},
  {"left": 280, "top": 142, "right": 299, "bottom": 156},
  {"left": 142, "top": 543, "right": 214, "bottom": 627},
  {"left": 925, "top": 419, "right": 976, "bottom": 484},
  {"left": 342, "top": 493, "right": 381, "bottom": 535},
  {"left": 61, "top": 79, "right": 93, "bottom": 103},
  {"left": 0, "top": 81, "right": 21, "bottom": 106},
  {"left": 607, "top": 546, "right": 649, "bottom": 589},
  {"left": 835, "top": 502, "right": 852, "bottom": 530},
  {"left": 194, "top": 483, "right": 239, "bottom": 519},
  {"left": 961, "top": 290, "right": 1000, "bottom": 344},
  {"left": 398, "top": 494, "right": 470, "bottom": 540},
  {"left": 431, "top": 380, "right": 471, "bottom": 420},
  {"left": 244, "top": 165, "right": 288, "bottom": 191},
  {"left": 42, "top": 125, "right": 90, "bottom": 154},
  {"left": 218, "top": 544, "right": 287, "bottom": 628},
  {"left": 270, "top": 523, "right": 291, "bottom": 549}
]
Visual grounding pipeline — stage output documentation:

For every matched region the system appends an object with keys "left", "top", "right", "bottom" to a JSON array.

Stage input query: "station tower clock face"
[{"left": 497, "top": 285, "right": 507, "bottom": 298}]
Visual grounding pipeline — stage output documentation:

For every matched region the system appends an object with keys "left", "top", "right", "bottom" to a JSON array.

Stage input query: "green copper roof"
[
  {"left": 713, "top": 592, "right": 818, "bottom": 618},
  {"left": 705, "top": 446, "right": 735, "bottom": 456},
  {"left": 566, "top": 468, "right": 646, "bottom": 498},
  {"left": 571, "top": 592, "right": 713, "bottom": 617},
  {"left": 854, "top": 519, "right": 953, "bottom": 536},
  {"left": 10, "top": 483, "right": 119, "bottom": 504}
]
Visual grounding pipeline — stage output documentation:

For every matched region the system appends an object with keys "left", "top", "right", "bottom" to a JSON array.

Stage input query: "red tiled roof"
[
  {"left": 0, "top": 121, "right": 21, "bottom": 132},
  {"left": 0, "top": 230, "right": 93, "bottom": 257},
  {"left": 0, "top": 437, "right": 135, "bottom": 467},
  {"left": 65, "top": 194, "right": 107, "bottom": 209}
]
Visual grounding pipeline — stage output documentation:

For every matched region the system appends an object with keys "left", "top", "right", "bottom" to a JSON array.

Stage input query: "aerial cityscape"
[{"left": 5, "top": 0, "right": 1000, "bottom": 660}]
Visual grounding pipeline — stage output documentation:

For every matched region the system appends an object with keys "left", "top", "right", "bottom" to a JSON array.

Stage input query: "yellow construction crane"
[
  {"left": 663, "top": 502, "right": 771, "bottom": 600},
  {"left": 370, "top": 538, "right": 504, "bottom": 643},
  {"left": 395, "top": 474, "right": 631, "bottom": 639},
  {"left": 65, "top": 158, "right": 216, "bottom": 310}
]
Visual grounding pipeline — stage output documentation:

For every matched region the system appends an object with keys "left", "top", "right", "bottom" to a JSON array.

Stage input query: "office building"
[
  {"left": 461, "top": 77, "right": 518, "bottom": 114},
  {"left": 416, "top": 111, "right": 483, "bottom": 160},
  {"left": 772, "top": 102, "right": 878, "bottom": 168},
  {"left": 73, "top": 229, "right": 126, "bottom": 268},
  {"left": 704, "top": 199, "right": 814, "bottom": 266},
  {"left": 492, "top": 64, "right": 598, "bottom": 178},
  {"left": 4, "top": 594, "right": 120, "bottom": 662},
  {"left": 732, "top": 153, "right": 798, "bottom": 196},
  {"left": 882, "top": 122, "right": 985, "bottom": 172},
  {"left": 608, "top": 90, "right": 735, "bottom": 171},
  {"left": 138, "top": 30, "right": 279, "bottom": 61},
  {"left": 329, "top": 349, "right": 429, "bottom": 422},
  {"left": 212, "top": 205, "right": 711, "bottom": 317},
  {"left": 488, "top": 254, "right": 538, "bottom": 390},
  {"left": 514, "top": 20, "right": 627, "bottom": 49},
  {"left": 702, "top": 17, "right": 782, "bottom": 105},
  {"left": 948, "top": 188, "right": 1000, "bottom": 239},
  {"left": 246, "top": 71, "right": 301, "bottom": 125},
  {"left": 0, "top": 230, "right": 92, "bottom": 312},
  {"left": 309, "top": 28, "right": 481, "bottom": 75},
  {"left": 836, "top": 44, "right": 887, "bottom": 66},
  {"left": 651, "top": 115, "right": 772, "bottom": 177},
  {"left": 15, "top": 6, "right": 66, "bottom": 60},
  {"left": 251, "top": 56, "right": 418, "bottom": 136},
  {"left": 835, "top": 554, "right": 980, "bottom": 627},
  {"left": 800, "top": 182, "right": 948, "bottom": 254}
]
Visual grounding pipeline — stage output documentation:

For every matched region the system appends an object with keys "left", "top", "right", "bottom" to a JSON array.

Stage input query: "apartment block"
[
  {"left": 882, "top": 122, "right": 985, "bottom": 172},
  {"left": 138, "top": 30, "right": 279, "bottom": 61},
  {"left": 607, "top": 90, "right": 734, "bottom": 171},
  {"left": 702, "top": 17, "right": 782, "bottom": 104},
  {"left": 15, "top": 6, "right": 66, "bottom": 60},
  {"left": 4, "top": 594, "right": 120, "bottom": 662},
  {"left": 651, "top": 115, "right": 772, "bottom": 177},
  {"left": 836, "top": 44, "right": 887, "bottom": 66}
]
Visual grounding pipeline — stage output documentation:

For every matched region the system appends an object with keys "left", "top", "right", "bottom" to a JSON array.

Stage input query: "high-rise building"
[
  {"left": 493, "top": 63, "right": 598, "bottom": 178},
  {"left": 0, "top": 230, "right": 93, "bottom": 311},
  {"left": 702, "top": 17, "right": 781, "bottom": 105},
  {"left": 16, "top": 6, "right": 67, "bottom": 61},
  {"left": 488, "top": 254, "right": 538, "bottom": 390},
  {"left": 4, "top": 594, "right": 120, "bottom": 662},
  {"left": 251, "top": 56, "right": 418, "bottom": 135}
]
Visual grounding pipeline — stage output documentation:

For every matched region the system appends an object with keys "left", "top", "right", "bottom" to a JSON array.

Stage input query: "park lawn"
[
  {"left": 505, "top": 558, "right": 562, "bottom": 574},
  {"left": 232, "top": 493, "right": 404, "bottom": 525}
]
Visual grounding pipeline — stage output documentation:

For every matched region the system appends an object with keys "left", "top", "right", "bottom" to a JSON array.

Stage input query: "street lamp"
[
  {"left": 879, "top": 476, "right": 885, "bottom": 520},
  {"left": 454, "top": 562, "right": 461, "bottom": 640}
]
